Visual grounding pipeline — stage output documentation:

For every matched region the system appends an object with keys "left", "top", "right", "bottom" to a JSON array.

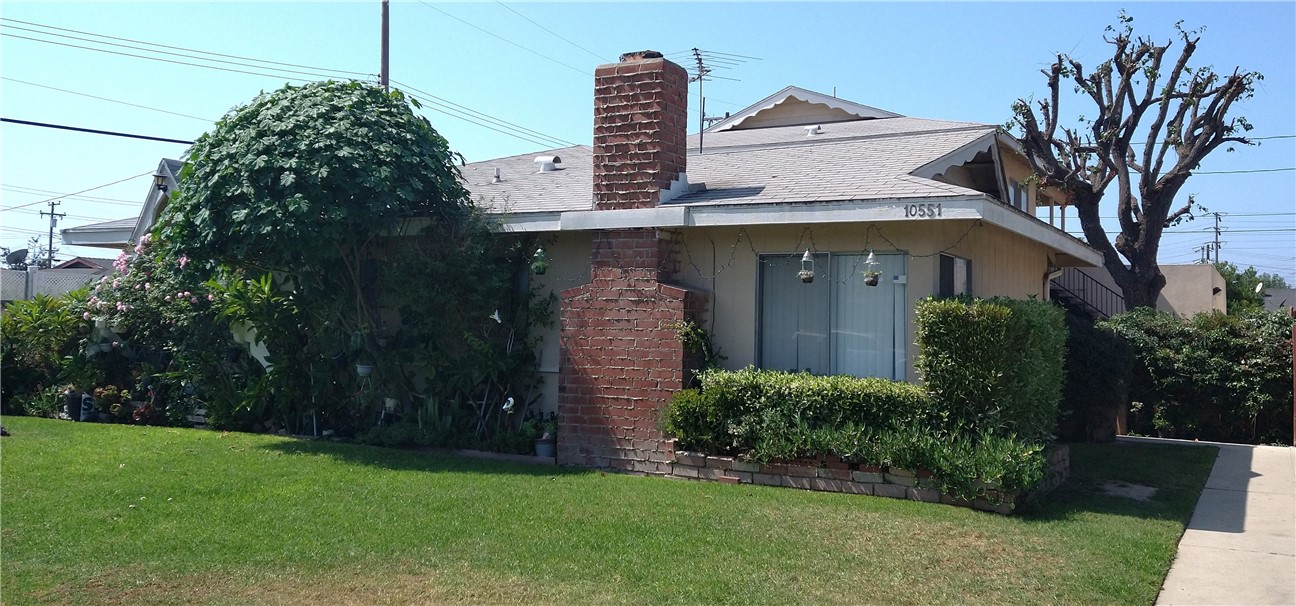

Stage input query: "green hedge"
[
  {"left": 662, "top": 367, "right": 932, "bottom": 460},
  {"left": 1058, "top": 309, "right": 1134, "bottom": 441},
  {"left": 1103, "top": 308, "right": 1293, "bottom": 444},
  {"left": 661, "top": 369, "right": 1048, "bottom": 498},
  {"left": 915, "top": 297, "right": 1067, "bottom": 441}
]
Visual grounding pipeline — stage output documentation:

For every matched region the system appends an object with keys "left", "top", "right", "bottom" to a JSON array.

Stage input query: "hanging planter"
[
  {"left": 862, "top": 250, "right": 881, "bottom": 287},
  {"left": 530, "top": 246, "right": 549, "bottom": 275},
  {"left": 798, "top": 250, "right": 815, "bottom": 283},
  {"left": 355, "top": 363, "right": 374, "bottom": 377}
]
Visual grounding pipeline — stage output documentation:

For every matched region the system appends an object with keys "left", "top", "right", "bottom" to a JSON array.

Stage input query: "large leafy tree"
[
  {"left": 1011, "top": 13, "right": 1262, "bottom": 308},
  {"left": 159, "top": 80, "right": 473, "bottom": 357},
  {"left": 157, "top": 80, "right": 521, "bottom": 428}
]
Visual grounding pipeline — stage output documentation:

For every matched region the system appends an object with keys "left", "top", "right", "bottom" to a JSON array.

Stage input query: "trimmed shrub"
[
  {"left": 1103, "top": 308, "right": 1293, "bottom": 444},
  {"left": 915, "top": 297, "right": 1067, "bottom": 441},
  {"left": 1058, "top": 309, "right": 1135, "bottom": 441},
  {"left": 662, "top": 367, "right": 932, "bottom": 459}
]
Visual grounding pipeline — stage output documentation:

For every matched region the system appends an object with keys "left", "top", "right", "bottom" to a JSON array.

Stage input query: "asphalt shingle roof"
[{"left": 463, "top": 114, "right": 999, "bottom": 215}]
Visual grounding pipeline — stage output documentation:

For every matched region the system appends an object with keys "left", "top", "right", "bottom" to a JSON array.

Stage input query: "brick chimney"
[
  {"left": 592, "top": 50, "right": 689, "bottom": 210},
  {"left": 555, "top": 50, "right": 705, "bottom": 474}
]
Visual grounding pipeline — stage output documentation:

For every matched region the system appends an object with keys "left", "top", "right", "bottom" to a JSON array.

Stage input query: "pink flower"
[
  {"left": 190, "top": 297, "right": 198, "bottom": 304},
  {"left": 83, "top": 312, "right": 91, "bottom": 320},
  {"left": 183, "top": 291, "right": 191, "bottom": 297},
  {"left": 165, "top": 296, "right": 172, "bottom": 302},
  {"left": 111, "top": 341, "right": 120, "bottom": 348},
  {"left": 207, "top": 294, "right": 215, "bottom": 302},
  {"left": 178, "top": 255, "right": 189, "bottom": 269},
  {"left": 144, "top": 282, "right": 151, "bottom": 290}
]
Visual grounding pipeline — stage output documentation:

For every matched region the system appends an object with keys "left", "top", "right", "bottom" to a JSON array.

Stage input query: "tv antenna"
[{"left": 678, "top": 48, "right": 759, "bottom": 152}]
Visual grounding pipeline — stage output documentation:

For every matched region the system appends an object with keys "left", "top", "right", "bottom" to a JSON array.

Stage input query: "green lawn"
[{"left": 0, "top": 417, "right": 1216, "bottom": 605}]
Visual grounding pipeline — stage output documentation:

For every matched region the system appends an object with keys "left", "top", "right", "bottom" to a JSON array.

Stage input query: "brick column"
[{"left": 557, "top": 51, "right": 704, "bottom": 473}]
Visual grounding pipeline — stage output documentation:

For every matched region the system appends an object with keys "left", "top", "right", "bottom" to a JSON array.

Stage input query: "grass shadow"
[
  {"left": 256, "top": 438, "right": 596, "bottom": 479},
  {"left": 1018, "top": 440, "right": 1218, "bottom": 525}
]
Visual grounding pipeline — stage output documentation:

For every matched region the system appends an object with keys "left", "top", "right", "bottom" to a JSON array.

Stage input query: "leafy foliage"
[
  {"left": 915, "top": 297, "right": 1067, "bottom": 441},
  {"left": 1057, "top": 309, "right": 1135, "bottom": 441},
  {"left": 154, "top": 79, "right": 548, "bottom": 441},
  {"left": 1214, "top": 261, "right": 1290, "bottom": 314},
  {"left": 1010, "top": 11, "right": 1263, "bottom": 308},
  {"left": 661, "top": 368, "right": 1050, "bottom": 497},
  {"left": 0, "top": 290, "right": 91, "bottom": 412},
  {"left": 1103, "top": 308, "right": 1294, "bottom": 444}
]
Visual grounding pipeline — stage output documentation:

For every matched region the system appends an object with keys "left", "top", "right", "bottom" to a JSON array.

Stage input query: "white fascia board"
[
  {"left": 495, "top": 212, "right": 563, "bottom": 233},
  {"left": 684, "top": 196, "right": 985, "bottom": 227},
  {"left": 560, "top": 205, "right": 688, "bottom": 230},
  {"left": 980, "top": 203, "right": 1103, "bottom": 266},
  {"left": 910, "top": 133, "right": 997, "bottom": 180},
  {"left": 60, "top": 228, "right": 132, "bottom": 248}
]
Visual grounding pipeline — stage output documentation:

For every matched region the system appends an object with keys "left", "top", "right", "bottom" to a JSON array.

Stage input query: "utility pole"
[
  {"left": 380, "top": 0, "right": 390, "bottom": 92},
  {"left": 39, "top": 200, "right": 64, "bottom": 268},
  {"left": 1211, "top": 212, "right": 1223, "bottom": 264}
]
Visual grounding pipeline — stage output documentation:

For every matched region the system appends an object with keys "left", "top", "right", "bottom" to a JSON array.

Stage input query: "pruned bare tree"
[{"left": 1011, "top": 12, "right": 1262, "bottom": 308}]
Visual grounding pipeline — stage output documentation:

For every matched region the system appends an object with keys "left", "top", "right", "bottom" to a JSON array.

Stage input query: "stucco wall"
[
  {"left": 528, "top": 231, "right": 593, "bottom": 414},
  {"left": 1157, "top": 263, "right": 1227, "bottom": 317},
  {"left": 672, "top": 220, "right": 1054, "bottom": 381}
]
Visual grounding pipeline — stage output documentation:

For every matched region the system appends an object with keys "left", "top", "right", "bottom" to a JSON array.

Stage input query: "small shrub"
[{"left": 915, "top": 297, "right": 1066, "bottom": 441}]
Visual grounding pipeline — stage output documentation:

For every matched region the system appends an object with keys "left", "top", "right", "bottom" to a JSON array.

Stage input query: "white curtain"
[{"left": 759, "top": 253, "right": 906, "bottom": 379}]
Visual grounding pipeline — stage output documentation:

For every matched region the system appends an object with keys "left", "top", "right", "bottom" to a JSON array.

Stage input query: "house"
[
  {"left": 60, "top": 158, "right": 183, "bottom": 251},
  {"left": 458, "top": 51, "right": 1102, "bottom": 471},
  {"left": 60, "top": 52, "right": 1107, "bottom": 472}
]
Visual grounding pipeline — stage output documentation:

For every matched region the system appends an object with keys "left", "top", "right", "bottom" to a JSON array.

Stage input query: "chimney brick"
[{"left": 592, "top": 51, "right": 688, "bottom": 211}]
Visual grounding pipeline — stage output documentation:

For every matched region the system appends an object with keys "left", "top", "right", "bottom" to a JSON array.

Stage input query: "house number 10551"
[{"left": 904, "top": 203, "right": 942, "bottom": 218}]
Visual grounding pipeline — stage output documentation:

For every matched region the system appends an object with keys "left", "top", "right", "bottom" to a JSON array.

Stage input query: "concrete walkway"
[{"left": 1133, "top": 437, "right": 1296, "bottom": 605}]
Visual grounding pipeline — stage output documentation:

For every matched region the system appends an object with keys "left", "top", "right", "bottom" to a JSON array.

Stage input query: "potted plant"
[
  {"left": 534, "top": 412, "right": 557, "bottom": 458},
  {"left": 863, "top": 270, "right": 881, "bottom": 286},
  {"left": 355, "top": 362, "right": 375, "bottom": 377}
]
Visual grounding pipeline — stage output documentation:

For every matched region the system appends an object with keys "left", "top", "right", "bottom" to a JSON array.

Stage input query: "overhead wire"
[
  {"left": 2, "top": 77, "right": 217, "bottom": 123},
  {"left": 0, "top": 171, "right": 154, "bottom": 212},
  {"left": 493, "top": 2, "right": 608, "bottom": 63}
]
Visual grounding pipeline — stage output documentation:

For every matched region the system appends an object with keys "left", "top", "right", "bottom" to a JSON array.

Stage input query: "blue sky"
[{"left": 2, "top": 2, "right": 1293, "bottom": 282}]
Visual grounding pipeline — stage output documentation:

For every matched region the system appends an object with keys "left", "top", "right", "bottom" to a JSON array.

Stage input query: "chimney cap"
[{"left": 619, "top": 50, "right": 664, "bottom": 62}]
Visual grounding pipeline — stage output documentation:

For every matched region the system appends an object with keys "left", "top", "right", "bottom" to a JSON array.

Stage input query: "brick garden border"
[{"left": 667, "top": 445, "right": 1070, "bottom": 515}]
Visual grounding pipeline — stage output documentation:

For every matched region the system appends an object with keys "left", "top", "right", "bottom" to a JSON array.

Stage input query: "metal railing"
[{"left": 1050, "top": 268, "right": 1126, "bottom": 319}]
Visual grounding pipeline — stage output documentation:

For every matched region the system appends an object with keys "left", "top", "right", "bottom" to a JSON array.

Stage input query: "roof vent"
[
  {"left": 805, "top": 125, "right": 822, "bottom": 136},
  {"left": 492, "top": 167, "right": 502, "bottom": 183},
  {"left": 534, "top": 155, "right": 562, "bottom": 172}
]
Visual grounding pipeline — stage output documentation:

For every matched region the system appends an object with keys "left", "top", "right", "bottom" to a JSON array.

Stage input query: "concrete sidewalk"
[{"left": 1137, "top": 437, "right": 1296, "bottom": 605}]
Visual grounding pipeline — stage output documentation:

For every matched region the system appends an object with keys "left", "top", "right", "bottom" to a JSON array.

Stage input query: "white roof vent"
[
  {"left": 492, "top": 167, "right": 502, "bottom": 183},
  {"left": 534, "top": 155, "right": 562, "bottom": 172},
  {"left": 804, "top": 125, "right": 822, "bottom": 136}
]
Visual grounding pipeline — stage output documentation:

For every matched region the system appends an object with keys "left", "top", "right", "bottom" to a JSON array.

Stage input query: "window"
[
  {"left": 758, "top": 252, "right": 906, "bottom": 380},
  {"left": 1007, "top": 181, "right": 1027, "bottom": 211},
  {"left": 938, "top": 254, "right": 970, "bottom": 297}
]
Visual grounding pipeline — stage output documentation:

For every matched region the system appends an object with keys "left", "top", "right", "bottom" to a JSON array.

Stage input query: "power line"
[
  {"left": 493, "top": 2, "right": 608, "bottom": 63},
  {"left": 2, "top": 77, "right": 216, "bottom": 123},
  {"left": 416, "top": 1, "right": 590, "bottom": 77},
  {"left": 1, "top": 185, "right": 141, "bottom": 206},
  {"left": 0, "top": 32, "right": 322, "bottom": 82},
  {"left": 391, "top": 79, "right": 579, "bottom": 149},
  {"left": 0, "top": 17, "right": 372, "bottom": 77},
  {"left": 2, "top": 20, "right": 580, "bottom": 154},
  {"left": 0, "top": 171, "right": 153, "bottom": 212},
  {"left": 1194, "top": 167, "right": 1295, "bottom": 175},
  {"left": 2, "top": 117, "right": 194, "bottom": 144},
  {"left": 0, "top": 20, "right": 365, "bottom": 81}
]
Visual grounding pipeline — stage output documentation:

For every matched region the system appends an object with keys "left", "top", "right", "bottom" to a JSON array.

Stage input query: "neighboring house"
[
  {"left": 53, "top": 256, "right": 114, "bottom": 271},
  {"left": 60, "top": 158, "right": 183, "bottom": 251},
  {"left": 458, "top": 51, "right": 1103, "bottom": 470},
  {"left": 1263, "top": 288, "right": 1295, "bottom": 311}
]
